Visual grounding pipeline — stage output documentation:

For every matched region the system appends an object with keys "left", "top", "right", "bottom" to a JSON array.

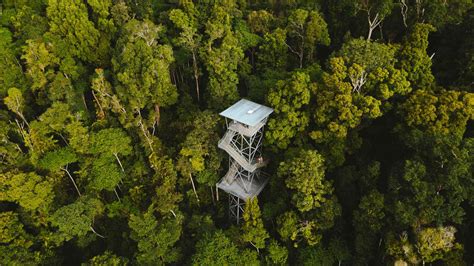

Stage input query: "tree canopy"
[{"left": 0, "top": 0, "right": 473, "bottom": 264}]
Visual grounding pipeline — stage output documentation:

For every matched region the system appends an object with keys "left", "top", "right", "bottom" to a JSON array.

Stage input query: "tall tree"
[
  {"left": 169, "top": 1, "right": 202, "bottom": 101},
  {"left": 0, "top": 171, "right": 54, "bottom": 213},
  {"left": 242, "top": 198, "right": 269, "bottom": 252},
  {"left": 266, "top": 71, "right": 314, "bottom": 150},
  {"left": 128, "top": 205, "right": 183, "bottom": 265},
  {"left": 286, "top": 9, "right": 330, "bottom": 68},
  {"left": 398, "top": 23, "right": 436, "bottom": 90},
  {"left": 49, "top": 197, "right": 105, "bottom": 242},
  {"left": 200, "top": 3, "right": 243, "bottom": 109},
  {"left": 113, "top": 19, "right": 178, "bottom": 130},
  {"left": 353, "top": 0, "right": 394, "bottom": 41},
  {"left": 46, "top": 0, "right": 100, "bottom": 62}
]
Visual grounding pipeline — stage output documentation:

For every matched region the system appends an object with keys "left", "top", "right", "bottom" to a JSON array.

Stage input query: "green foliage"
[
  {"left": 242, "top": 198, "right": 269, "bottom": 250},
  {"left": 86, "top": 250, "right": 128, "bottom": 266},
  {"left": 177, "top": 111, "right": 221, "bottom": 186},
  {"left": 0, "top": 27, "right": 27, "bottom": 97},
  {"left": 286, "top": 9, "right": 330, "bottom": 67},
  {"left": 266, "top": 239, "right": 288, "bottom": 265},
  {"left": 39, "top": 147, "right": 77, "bottom": 172},
  {"left": 192, "top": 230, "right": 259, "bottom": 265},
  {"left": 113, "top": 19, "right": 178, "bottom": 114},
  {"left": 266, "top": 71, "right": 313, "bottom": 149},
  {"left": 0, "top": 1, "right": 473, "bottom": 265},
  {"left": 129, "top": 206, "right": 183, "bottom": 265},
  {"left": 0, "top": 211, "right": 41, "bottom": 264},
  {"left": 46, "top": 0, "right": 100, "bottom": 62},
  {"left": 50, "top": 197, "right": 104, "bottom": 242},
  {"left": 201, "top": 3, "right": 244, "bottom": 109},
  {"left": 0, "top": 171, "right": 54, "bottom": 212},
  {"left": 91, "top": 128, "right": 132, "bottom": 157},
  {"left": 417, "top": 226, "right": 458, "bottom": 263},
  {"left": 278, "top": 150, "right": 329, "bottom": 212},
  {"left": 398, "top": 23, "right": 436, "bottom": 90}
]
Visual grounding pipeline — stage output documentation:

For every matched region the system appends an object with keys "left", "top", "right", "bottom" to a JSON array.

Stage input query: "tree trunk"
[
  {"left": 114, "top": 153, "right": 125, "bottom": 173},
  {"left": 90, "top": 225, "right": 105, "bottom": 238},
  {"left": 189, "top": 173, "right": 199, "bottom": 202},
  {"left": 62, "top": 166, "right": 82, "bottom": 197},
  {"left": 192, "top": 51, "right": 200, "bottom": 102},
  {"left": 114, "top": 188, "right": 121, "bottom": 201},
  {"left": 91, "top": 90, "right": 105, "bottom": 119},
  {"left": 210, "top": 186, "right": 215, "bottom": 204}
]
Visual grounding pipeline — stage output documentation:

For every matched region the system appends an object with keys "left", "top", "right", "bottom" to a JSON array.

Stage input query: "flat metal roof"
[{"left": 219, "top": 99, "right": 273, "bottom": 127}]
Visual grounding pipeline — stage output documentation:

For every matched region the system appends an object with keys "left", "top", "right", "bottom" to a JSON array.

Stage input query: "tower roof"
[{"left": 219, "top": 99, "right": 273, "bottom": 127}]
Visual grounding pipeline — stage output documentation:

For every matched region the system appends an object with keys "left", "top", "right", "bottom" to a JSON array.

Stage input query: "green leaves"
[
  {"left": 129, "top": 205, "right": 183, "bottom": 265},
  {"left": 278, "top": 150, "right": 328, "bottom": 212},
  {"left": 192, "top": 230, "right": 259, "bottom": 266},
  {"left": 46, "top": 0, "right": 100, "bottom": 62},
  {"left": 50, "top": 197, "right": 104, "bottom": 242},
  {"left": 39, "top": 147, "right": 77, "bottom": 172},
  {"left": 91, "top": 128, "right": 132, "bottom": 157},
  {"left": 286, "top": 9, "right": 330, "bottom": 67},
  {"left": 398, "top": 23, "right": 436, "bottom": 90},
  {"left": 417, "top": 226, "right": 459, "bottom": 263},
  {"left": 266, "top": 71, "right": 313, "bottom": 149},
  {"left": 0, "top": 171, "right": 54, "bottom": 212},
  {"left": 242, "top": 198, "right": 269, "bottom": 250},
  {"left": 113, "top": 19, "right": 177, "bottom": 112}
]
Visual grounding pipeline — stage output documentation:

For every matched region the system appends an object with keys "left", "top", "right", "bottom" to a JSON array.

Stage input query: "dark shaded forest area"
[{"left": 1, "top": 0, "right": 473, "bottom": 265}]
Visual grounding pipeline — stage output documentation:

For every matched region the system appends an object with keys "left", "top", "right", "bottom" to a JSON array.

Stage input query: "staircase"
[
  {"left": 223, "top": 161, "right": 239, "bottom": 185},
  {"left": 218, "top": 129, "right": 267, "bottom": 173}
]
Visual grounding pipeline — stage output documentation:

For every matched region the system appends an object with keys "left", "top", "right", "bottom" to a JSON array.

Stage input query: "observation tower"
[{"left": 217, "top": 99, "right": 273, "bottom": 223}]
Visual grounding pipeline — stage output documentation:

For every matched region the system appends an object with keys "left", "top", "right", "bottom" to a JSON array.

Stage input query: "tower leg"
[{"left": 229, "top": 194, "right": 245, "bottom": 224}]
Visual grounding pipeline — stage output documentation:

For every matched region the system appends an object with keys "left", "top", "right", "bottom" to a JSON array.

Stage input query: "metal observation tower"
[{"left": 217, "top": 99, "right": 273, "bottom": 223}]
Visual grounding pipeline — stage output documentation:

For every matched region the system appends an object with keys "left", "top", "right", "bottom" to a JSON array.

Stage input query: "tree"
[
  {"left": 128, "top": 205, "right": 183, "bottom": 265},
  {"left": 21, "top": 38, "right": 59, "bottom": 92},
  {"left": 398, "top": 0, "right": 473, "bottom": 29},
  {"left": 86, "top": 250, "right": 128, "bottom": 266},
  {"left": 46, "top": 0, "right": 100, "bottom": 62},
  {"left": 149, "top": 153, "right": 182, "bottom": 216},
  {"left": 266, "top": 239, "right": 288, "bottom": 265},
  {"left": 4, "top": 87, "right": 29, "bottom": 127},
  {"left": 417, "top": 226, "right": 459, "bottom": 264},
  {"left": 266, "top": 71, "right": 314, "bottom": 149},
  {"left": 247, "top": 10, "right": 274, "bottom": 35},
  {"left": 201, "top": 3, "right": 243, "bottom": 109},
  {"left": 278, "top": 150, "right": 330, "bottom": 212},
  {"left": 353, "top": 0, "right": 394, "bottom": 41},
  {"left": 169, "top": 2, "right": 202, "bottom": 101},
  {"left": 90, "top": 68, "right": 125, "bottom": 119},
  {"left": 286, "top": 9, "right": 330, "bottom": 67},
  {"left": 91, "top": 128, "right": 132, "bottom": 173},
  {"left": 113, "top": 19, "right": 178, "bottom": 127},
  {"left": 310, "top": 43, "right": 410, "bottom": 167},
  {"left": 242, "top": 198, "right": 269, "bottom": 252},
  {"left": 88, "top": 155, "right": 122, "bottom": 199},
  {"left": 191, "top": 230, "right": 259, "bottom": 265},
  {"left": 398, "top": 23, "right": 436, "bottom": 90},
  {"left": 49, "top": 197, "right": 104, "bottom": 242},
  {"left": 353, "top": 190, "right": 385, "bottom": 264},
  {"left": 0, "top": 171, "right": 54, "bottom": 212},
  {"left": 0, "top": 27, "right": 27, "bottom": 97},
  {"left": 277, "top": 210, "right": 320, "bottom": 246},
  {"left": 0, "top": 212, "right": 40, "bottom": 264},
  {"left": 39, "top": 147, "right": 81, "bottom": 196},
  {"left": 256, "top": 28, "right": 288, "bottom": 72},
  {"left": 177, "top": 111, "right": 221, "bottom": 202}
]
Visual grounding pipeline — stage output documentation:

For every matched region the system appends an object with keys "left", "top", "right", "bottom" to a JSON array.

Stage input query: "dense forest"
[{"left": 1, "top": 0, "right": 473, "bottom": 265}]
